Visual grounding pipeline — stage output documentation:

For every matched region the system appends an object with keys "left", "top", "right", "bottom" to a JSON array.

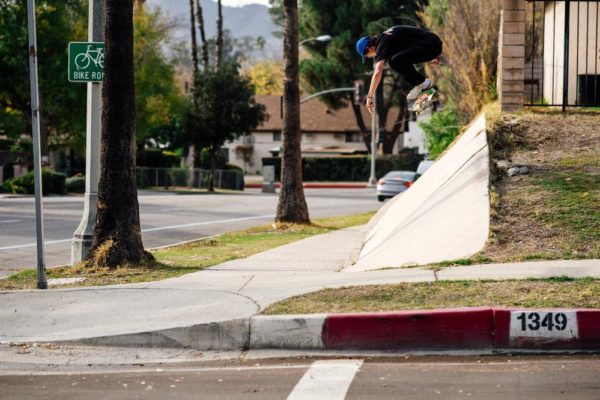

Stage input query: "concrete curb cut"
[{"left": 54, "top": 308, "right": 600, "bottom": 353}]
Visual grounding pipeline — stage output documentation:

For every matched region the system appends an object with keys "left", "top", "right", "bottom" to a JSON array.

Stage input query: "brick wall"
[{"left": 498, "top": 0, "right": 526, "bottom": 112}]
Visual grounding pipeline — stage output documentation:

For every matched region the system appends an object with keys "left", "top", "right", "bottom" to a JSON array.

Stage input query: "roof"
[{"left": 254, "top": 95, "right": 399, "bottom": 133}]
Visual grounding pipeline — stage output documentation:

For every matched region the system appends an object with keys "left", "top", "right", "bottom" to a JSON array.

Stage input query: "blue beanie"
[{"left": 356, "top": 36, "right": 370, "bottom": 63}]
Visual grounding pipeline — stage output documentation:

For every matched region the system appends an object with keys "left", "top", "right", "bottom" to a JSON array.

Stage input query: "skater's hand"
[
  {"left": 366, "top": 97, "right": 375, "bottom": 114},
  {"left": 429, "top": 58, "right": 440, "bottom": 66}
]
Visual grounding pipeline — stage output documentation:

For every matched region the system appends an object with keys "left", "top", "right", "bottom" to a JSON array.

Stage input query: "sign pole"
[
  {"left": 71, "top": 0, "right": 104, "bottom": 264},
  {"left": 26, "top": 0, "right": 47, "bottom": 289}
]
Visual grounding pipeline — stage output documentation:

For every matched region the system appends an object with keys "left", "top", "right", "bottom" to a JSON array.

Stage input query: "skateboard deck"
[{"left": 410, "top": 89, "right": 438, "bottom": 116}]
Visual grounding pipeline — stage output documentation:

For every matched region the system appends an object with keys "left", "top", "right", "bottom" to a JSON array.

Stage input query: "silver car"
[{"left": 376, "top": 170, "right": 418, "bottom": 202}]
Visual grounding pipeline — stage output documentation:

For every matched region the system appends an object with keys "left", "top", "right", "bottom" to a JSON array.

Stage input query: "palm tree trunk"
[
  {"left": 89, "top": 0, "right": 149, "bottom": 268},
  {"left": 188, "top": 0, "right": 199, "bottom": 75},
  {"left": 195, "top": 0, "right": 209, "bottom": 69},
  {"left": 216, "top": 0, "right": 223, "bottom": 68},
  {"left": 275, "top": 0, "right": 309, "bottom": 224}
]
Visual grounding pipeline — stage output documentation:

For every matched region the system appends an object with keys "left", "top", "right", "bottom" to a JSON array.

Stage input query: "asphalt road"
[
  {"left": 2, "top": 355, "right": 599, "bottom": 399},
  {"left": 0, "top": 188, "right": 380, "bottom": 276}
]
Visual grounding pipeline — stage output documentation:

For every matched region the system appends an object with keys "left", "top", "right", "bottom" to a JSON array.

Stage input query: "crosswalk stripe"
[{"left": 287, "top": 360, "right": 363, "bottom": 400}]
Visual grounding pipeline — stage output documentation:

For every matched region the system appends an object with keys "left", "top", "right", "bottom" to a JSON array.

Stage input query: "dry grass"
[
  {"left": 263, "top": 278, "right": 600, "bottom": 314},
  {"left": 0, "top": 212, "right": 375, "bottom": 291},
  {"left": 481, "top": 108, "right": 600, "bottom": 262}
]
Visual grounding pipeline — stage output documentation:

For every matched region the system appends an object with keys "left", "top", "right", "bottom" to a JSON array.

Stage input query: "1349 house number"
[
  {"left": 509, "top": 311, "right": 578, "bottom": 339},
  {"left": 515, "top": 312, "right": 568, "bottom": 331}
]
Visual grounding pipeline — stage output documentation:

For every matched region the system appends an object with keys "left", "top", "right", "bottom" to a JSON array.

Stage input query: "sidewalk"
[{"left": 1, "top": 226, "right": 599, "bottom": 350}]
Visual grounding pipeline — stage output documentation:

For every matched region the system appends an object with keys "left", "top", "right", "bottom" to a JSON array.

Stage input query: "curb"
[{"left": 52, "top": 308, "right": 600, "bottom": 353}]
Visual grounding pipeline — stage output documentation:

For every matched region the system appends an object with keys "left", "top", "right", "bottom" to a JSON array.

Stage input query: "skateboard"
[{"left": 410, "top": 89, "right": 438, "bottom": 116}]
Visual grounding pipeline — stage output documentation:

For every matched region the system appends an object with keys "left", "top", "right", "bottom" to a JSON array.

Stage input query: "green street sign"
[{"left": 68, "top": 42, "right": 104, "bottom": 82}]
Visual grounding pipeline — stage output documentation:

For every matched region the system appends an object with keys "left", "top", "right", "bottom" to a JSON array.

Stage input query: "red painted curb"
[
  {"left": 322, "top": 308, "right": 494, "bottom": 351},
  {"left": 315, "top": 308, "right": 600, "bottom": 351}
]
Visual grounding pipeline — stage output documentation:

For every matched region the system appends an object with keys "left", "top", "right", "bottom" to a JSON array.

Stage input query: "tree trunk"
[
  {"left": 216, "top": 0, "right": 223, "bottom": 68},
  {"left": 88, "top": 0, "right": 149, "bottom": 268},
  {"left": 195, "top": 0, "right": 209, "bottom": 69},
  {"left": 188, "top": 0, "right": 199, "bottom": 75},
  {"left": 207, "top": 146, "right": 219, "bottom": 192},
  {"left": 276, "top": 0, "right": 309, "bottom": 224}
]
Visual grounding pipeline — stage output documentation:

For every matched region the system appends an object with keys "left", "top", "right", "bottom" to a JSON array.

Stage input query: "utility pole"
[
  {"left": 71, "top": 0, "right": 104, "bottom": 264},
  {"left": 27, "top": 0, "right": 47, "bottom": 289}
]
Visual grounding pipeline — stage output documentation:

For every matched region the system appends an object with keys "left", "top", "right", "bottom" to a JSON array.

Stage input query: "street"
[
  {"left": 1, "top": 354, "right": 599, "bottom": 399},
  {"left": 0, "top": 188, "right": 379, "bottom": 276}
]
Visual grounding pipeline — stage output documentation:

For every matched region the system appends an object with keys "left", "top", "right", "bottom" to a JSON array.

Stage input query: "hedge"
[
  {"left": 262, "top": 151, "right": 423, "bottom": 182},
  {"left": 138, "top": 148, "right": 181, "bottom": 168},
  {"left": 4, "top": 169, "right": 66, "bottom": 195}
]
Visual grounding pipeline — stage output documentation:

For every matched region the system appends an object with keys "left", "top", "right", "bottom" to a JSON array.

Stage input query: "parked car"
[
  {"left": 416, "top": 159, "right": 434, "bottom": 176},
  {"left": 376, "top": 170, "right": 419, "bottom": 202}
]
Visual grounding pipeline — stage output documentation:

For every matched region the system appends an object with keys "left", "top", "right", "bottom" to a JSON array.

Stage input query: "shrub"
[
  {"left": 262, "top": 150, "right": 423, "bottom": 181},
  {"left": 419, "top": 105, "right": 461, "bottom": 159},
  {"left": 138, "top": 148, "right": 181, "bottom": 168},
  {"left": 7, "top": 169, "right": 66, "bottom": 195},
  {"left": 66, "top": 174, "right": 86, "bottom": 193}
]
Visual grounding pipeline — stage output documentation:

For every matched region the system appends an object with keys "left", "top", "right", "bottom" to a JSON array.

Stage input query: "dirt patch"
[{"left": 483, "top": 109, "right": 600, "bottom": 262}]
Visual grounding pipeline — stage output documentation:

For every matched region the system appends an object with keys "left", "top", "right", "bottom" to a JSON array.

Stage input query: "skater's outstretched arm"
[{"left": 366, "top": 60, "right": 385, "bottom": 114}]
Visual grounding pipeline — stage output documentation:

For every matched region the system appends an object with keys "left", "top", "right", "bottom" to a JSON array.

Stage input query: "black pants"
[{"left": 388, "top": 41, "right": 442, "bottom": 86}]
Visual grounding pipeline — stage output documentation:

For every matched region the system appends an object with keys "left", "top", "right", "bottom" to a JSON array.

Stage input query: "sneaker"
[{"left": 407, "top": 79, "right": 433, "bottom": 101}]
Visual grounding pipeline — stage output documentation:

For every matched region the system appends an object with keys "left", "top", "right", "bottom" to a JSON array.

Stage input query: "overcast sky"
[{"left": 221, "top": 0, "right": 270, "bottom": 6}]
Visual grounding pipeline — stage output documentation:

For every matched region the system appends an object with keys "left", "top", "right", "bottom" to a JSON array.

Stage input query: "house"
[
  {"left": 224, "top": 95, "right": 427, "bottom": 173},
  {"left": 539, "top": 2, "right": 600, "bottom": 105}
]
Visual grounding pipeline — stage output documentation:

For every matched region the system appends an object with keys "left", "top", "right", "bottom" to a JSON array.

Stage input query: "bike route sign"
[{"left": 68, "top": 42, "right": 104, "bottom": 82}]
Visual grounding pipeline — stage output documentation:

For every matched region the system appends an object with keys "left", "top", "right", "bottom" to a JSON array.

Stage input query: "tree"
[
  {"left": 276, "top": 0, "right": 310, "bottom": 224},
  {"left": 247, "top": 60, "right": 284, "bottom": 95},
  {"left": 133, "top": 6, "right": 185, "bottom": 150},
  {"left": 0, "top": 0, "right": 86, "bottom": 157},
  {"left": 186, "top": 63, "right": 266, "bottom": 191},
  {"left": 188, "top": 0, "right": 199, "bottom": 75},
  {"left": 88, "top": 0, "right": 150, "bottom": 268},
  {"left": 216, "top": 0, "right": 223, "bottom": 68},
  {"left": 419, "top": 0, "right": 501, "bottom": 122},
  {"left": 195, "top": 0, "right": 209, "bottom": 69}
]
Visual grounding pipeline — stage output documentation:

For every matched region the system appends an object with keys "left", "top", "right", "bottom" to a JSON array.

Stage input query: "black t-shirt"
[{"left": 375, "top": 25, "right": 442, "bottom": 62}]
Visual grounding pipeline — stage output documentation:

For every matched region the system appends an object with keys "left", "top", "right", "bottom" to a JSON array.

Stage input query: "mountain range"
[{"left": 148, "top": 0, "right": 279, "bottom": 42}]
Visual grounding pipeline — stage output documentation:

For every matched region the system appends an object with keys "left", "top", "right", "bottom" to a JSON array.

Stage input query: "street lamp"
[{"left": 299, "top": 35, "right": 332, "bottom": 46}]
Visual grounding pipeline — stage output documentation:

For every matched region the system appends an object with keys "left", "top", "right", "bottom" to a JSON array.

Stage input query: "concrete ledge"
[
  {"left": 67, "top": 319, "right": 250, "bottom": 351},
  {"left": 250, "top": 315, "right": 327, "bottom": 350}
]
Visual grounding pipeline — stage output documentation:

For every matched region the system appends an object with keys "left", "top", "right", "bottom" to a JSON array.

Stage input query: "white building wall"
[{"left": 544, "top": 1, "right": 600, "bottom": 105}]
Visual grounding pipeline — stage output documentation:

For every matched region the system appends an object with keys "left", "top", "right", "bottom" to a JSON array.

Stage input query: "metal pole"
[
  {"left": 26, "top": 0, "right": 47, "bottom": 289},
  {"left": 367, "top": 92, "right": 377, "bottom": 187},
  {"left": 71, "top": 0, "right": 104, "bottom": 264},
  {"left": 563, "top": 0, "right": 571, "bottom": 112}
]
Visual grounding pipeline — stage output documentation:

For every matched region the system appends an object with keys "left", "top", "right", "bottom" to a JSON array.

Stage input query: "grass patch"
[
  {"left": 263, "top": 278, "right": 600, "bottom": 314},
  {"left": 0, "top": 212, "right": 375, "bottom": 291}
]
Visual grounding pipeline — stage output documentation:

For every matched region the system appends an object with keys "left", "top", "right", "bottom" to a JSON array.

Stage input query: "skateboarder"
[{"left": 356, "top": 25, "right": 443, "bottom": 114}]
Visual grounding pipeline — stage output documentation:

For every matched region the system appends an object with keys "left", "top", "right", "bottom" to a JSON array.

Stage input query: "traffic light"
[{"left": 353, "top": 80, "right": 365, "bottom": 105}]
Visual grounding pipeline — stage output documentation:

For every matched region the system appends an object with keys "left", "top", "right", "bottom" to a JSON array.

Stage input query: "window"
[
  {"left": 345, "top": 132, "right": 362, "bottom": 143},
  {"left": 273, "top": 131, "right": 282, "bottom": 142}
]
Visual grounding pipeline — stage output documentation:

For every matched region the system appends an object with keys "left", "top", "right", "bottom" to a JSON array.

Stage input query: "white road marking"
[
  {"left": 0, "top": 219, "right": 20, "bottom": 224},
  {"left": 287, "top": 360, "right": 363, "bottom": 400},
  {"left": 141, "top": 214, "right": 273, "bottom": 233},
  {"left": 0, "top": 215, "right": 273, "bottom": 251}
]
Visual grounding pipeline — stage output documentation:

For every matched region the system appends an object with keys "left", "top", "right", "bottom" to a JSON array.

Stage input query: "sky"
[{"left": 221, "top": 0, "right": 270, "bottom": 6}]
